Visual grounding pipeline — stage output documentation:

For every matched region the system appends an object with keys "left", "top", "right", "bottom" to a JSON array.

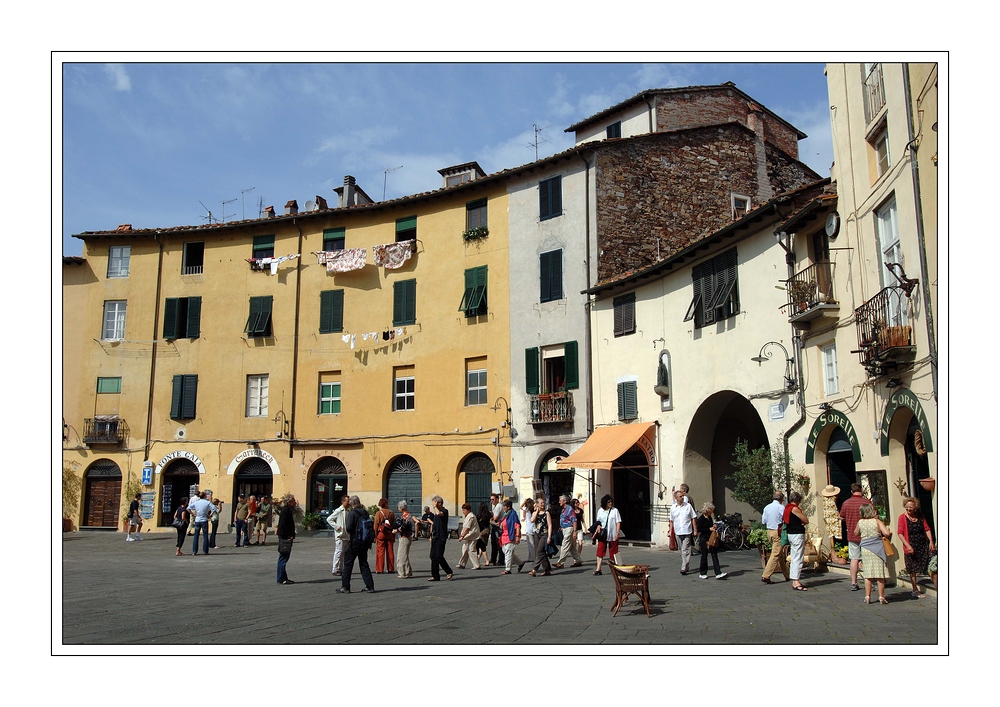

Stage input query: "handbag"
[
  {"left": 707, "top": 527, "right": 719, "bottom": 549},
  {"left": 278, "top": 538, "right": 293, "bottom": 554},
  {"left": 882, "top": 536, "right": 895, "bottom": 558},
  {"left": 171, "top": 517, "right": 185, "bottom": 529},
  {"left": 780, "top": 527, "right": 789, "bottom": 546}
]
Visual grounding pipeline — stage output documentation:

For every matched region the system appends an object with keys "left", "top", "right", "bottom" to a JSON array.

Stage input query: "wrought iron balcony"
[
  {"left": 83, "top": 416, "right": 129, "bottom": 445},
  {"left": 528, "top": 391, "right": 574, "bottom": 425},
  {"left": 852, "top": 286, "right": 916, "bottom": 375},
  {"left": 784, "top": 261, "right": 838, "bottom": 322}
]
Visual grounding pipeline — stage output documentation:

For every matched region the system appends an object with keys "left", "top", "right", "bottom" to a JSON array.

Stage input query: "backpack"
[{"left": 355, "top": 512, "right": 375, "bottom": 545}]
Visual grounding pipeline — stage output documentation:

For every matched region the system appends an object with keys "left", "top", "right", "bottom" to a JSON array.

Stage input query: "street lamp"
[{"left": 751, "top": 341, "right": 797, "bottom": 392}]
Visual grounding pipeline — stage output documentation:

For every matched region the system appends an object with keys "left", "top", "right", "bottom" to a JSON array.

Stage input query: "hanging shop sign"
[
  {"left": 226, "top": 447, "right": 281, "bottom": 476},
  {"left": 880, "top": 387, "right": 935, "bottom": 457},
  {"left": 155, "top": 450, "right": 207, "bottom": 475},
  {"left": 805, "top": 409, "right": 862, "bottom": 464}
]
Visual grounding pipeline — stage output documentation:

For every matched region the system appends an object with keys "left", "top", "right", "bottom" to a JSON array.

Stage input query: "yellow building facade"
[{"left": 63, "top": 171, "right": 511, "bottom": 531}]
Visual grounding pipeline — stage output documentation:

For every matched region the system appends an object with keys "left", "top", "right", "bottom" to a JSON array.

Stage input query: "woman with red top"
[
  {"left": 898, "top": 497, "right": 936, "bottom": 599},
  {"left": 783, "top": 491, "right": 810, "bottom": 591},
  {"left": 247, "top": 495, "right": 259, "bottom": 544},
  {"left": 373, "top": 498, "right": 396, "bottom": 574}
]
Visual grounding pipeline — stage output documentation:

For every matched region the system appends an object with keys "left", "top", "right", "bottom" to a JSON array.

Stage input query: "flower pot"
[
  {"left": 63, "top": 518, "right": 73, "bottom": 533},
  {"left": 832, "top": 556, "right": 848, "bottom": 565},
  {"left": 919, "top": 477, "right": 936, "bottom": 492}
]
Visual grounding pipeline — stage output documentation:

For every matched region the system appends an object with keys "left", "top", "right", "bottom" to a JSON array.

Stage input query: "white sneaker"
[
  {"left": 126, "top": 537, "right": 135, "bottom": 542},
  {"left": 699, "top": 574, "right": 708, "bottom": 579},
  {"left": 716, "top": 572, "right": 728, "bottom": 579}
]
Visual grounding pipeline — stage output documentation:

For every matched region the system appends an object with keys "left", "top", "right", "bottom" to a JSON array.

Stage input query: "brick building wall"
[{"left": 594, "top": 124, "right": 819, "bottom": 283}]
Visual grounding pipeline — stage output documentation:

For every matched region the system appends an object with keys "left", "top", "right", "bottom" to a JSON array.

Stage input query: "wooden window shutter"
[
  {"left": 563, "top": 340, "right": 579, "bottom": 389},
  {"left": 617, "top": 381, "right": 637, "bottom": 420},
  {"left": 186, "top": 297, "right": 201, "bottom": 338},
  {"left": 525, "top": 347, "right": 540, "bottom": 395},
  {"left": 170, "top": 375, "right": 184, "bottom": 419},
  {"left": 181, "top": 375, "right": 198, "bottom": 419},
  {"left": 614, "top": 293, "right": 635, "bottom": 336},
  {"left": 405, "top": 280, "right": 416, "bottom": 324},
  {"left": 320, "top": 290, "right": 344, "bottom": 333},
  {"left": 551, "top": 177, "right": 562, "bottom": 216},
  {"left": 162, "top": 298, "right": 179, "bottom": 339},
  {"left": 539, "top": 181, "right": 550, "bottom": 219},
  {"left": 245, "top": 296, "right": 262, "bottom": 334}
]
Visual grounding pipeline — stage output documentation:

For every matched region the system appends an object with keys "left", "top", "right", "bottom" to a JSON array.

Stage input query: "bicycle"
[{"left": 719, "top": 514, "right": 750, "bottom": 550}]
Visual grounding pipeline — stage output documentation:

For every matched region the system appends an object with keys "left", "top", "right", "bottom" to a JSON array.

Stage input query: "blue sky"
[{"left": 60, "top": 60, "right": 833, "bottom": 256}]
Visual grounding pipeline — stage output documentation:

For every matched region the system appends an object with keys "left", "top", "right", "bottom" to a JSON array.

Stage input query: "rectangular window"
[
  {"left": 102, "top": 300, "right": 127, "bottom": 340},
  {"left": 246, "top": 374, "right": 269, "bottom": 417},
  {"left": 170, "top": 374, "right": 198, "bottom": 420},
  {"left": 466, "top": 199, "right": 488, "bottom": 231},
  {"left": 871, "top": 125, "right": 890, "bottom": 177},
  {"left": 107, "top": 246, "right": 131, "bottom": 278},
  {"left": 182, "top": 242, "right": 204, "bottom": 275},
  {"left": 395, "top": 216, "right": 417, "bottom": 243},
  {"left": 319, "top": 380, "right": 342, "bottom": 415},
  {"left": 393, "top": 279, "right": 417, "bottom": 326},
  {"left": 319, "top": 290, "right": 345, "bottom": 334},
  {"left": 244, "top": 295, "right": 273, "bottom": 337},
  {"left": 822, "top": 343, "right": 840, "bottom": 396},
  {"left": 539, "top": 249, "right": 564, "bottom": 303},
  {"left": 465, "top": 358, "right": 488, "bottom": 406},
  {"left": 683, "top": 248, "right": 739, "bottom": 328},
  {"left": 606, "top": 121, "right": 622, "bottom": 139},
  {"left": 459, "top": 266, "right": 488, "bottom": 318},
  {"left": 252, "top": 235, "right": 275, "bottom": 259},
  {"left": 613, "top": 293, "right": 636, "bottom": 337},
  {"left": 525, "top": 341, "right": 579, "bottom": 395},
  {"left": 323, "top": 228, "right": 345, "bottom": 252},
  {"left": 162, "top": 296, "right": 202, "bottom": 340},
  {"left": 732, "top": 194, "right": 751, "bottom": 220},
  {"left": 539, "top": 176, "right": 562, "bottom": 221},
  {"left": 393, "top": 368, "right": 415, "bottom": 411},
  {"left": 617, "top": 380, "right": 638, "bottom": 421},
  {"left": 96, "top": 377, "right": 122, "bottom": 394}
]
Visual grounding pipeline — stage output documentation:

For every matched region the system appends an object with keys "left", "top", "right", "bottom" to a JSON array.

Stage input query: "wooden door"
[{"left": 84, "top": 478, "right": 121, "bottom": 527}]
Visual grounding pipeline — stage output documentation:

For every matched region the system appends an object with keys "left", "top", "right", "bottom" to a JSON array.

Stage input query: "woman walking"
[
  {"left": 696, "top": 502, "right": 727, "bottom": 580},
  {"left": 457, "top": 503, "right": 481, "bottom": 569},
  {"left": 476, "top": 502, "right": 493, "bottom": 567},
  {"left": 394, "top": 500, "right": 416, "bottom": 578},
  {"left": 784, "top": 491, "right": 809, "bottom": 591},
  {"left": 255, "top": 495, "right": 272, "bottom": 546},
  {"left": 499, "top": 499, "right": 524, "bottom": 574},
  {"left": 209, "top": 497, "right": 223, "bottom": 549},
  {"left": 898, "top": 497, "right": 935, "bottom": 599},
  {"left": 521, "top": 498, "right": 536, "bottom": 565},
  {"left": 528, "top": 496, "right": 553, "bottom": 577},
  {"left": 173, "top": 498, "right": 189, "bottom": 556},
  {"left": 857, "top": 503, "right": 892, "bottom": 604},
  {"left": 592, "top": 494, "right": 621, "bottom": 575}
]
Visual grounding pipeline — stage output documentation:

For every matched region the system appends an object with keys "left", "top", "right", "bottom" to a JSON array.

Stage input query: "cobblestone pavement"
[{"left": 59, "top": 531, "right": 940, "bottom": 650}]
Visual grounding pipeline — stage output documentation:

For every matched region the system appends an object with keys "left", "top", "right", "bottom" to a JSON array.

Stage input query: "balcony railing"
[
  {"left": 863, "top": 63, "right": 886, "bottom": 124},
  {"left": 182, "top": 265, "right": 203, "bottom": 275},
  {"left": 83, "top": 416, "right": 129, "bottom": 445},
  {"left": 528, "top": 391, "right": 574, "bottom": 424},
  {"left": 784, "top": 261, "right": 837, "bottom": 319},
  {"left": 853, "top": 286, "right": 914, "bottom": 374}
]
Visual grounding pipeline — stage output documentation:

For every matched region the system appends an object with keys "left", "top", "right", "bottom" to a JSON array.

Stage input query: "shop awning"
[{"left": 555, "top": 422, "right": 655, "bottom": 470}]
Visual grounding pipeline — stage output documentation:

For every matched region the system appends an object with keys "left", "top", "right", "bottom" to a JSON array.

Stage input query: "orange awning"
[{"left": 555, "top": 422, "right": 655, "bottom": 470}]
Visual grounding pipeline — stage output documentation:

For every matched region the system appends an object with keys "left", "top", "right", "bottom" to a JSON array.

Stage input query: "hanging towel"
[
  {"left": 372, "top": 241, "right": 414, "bottom": 269},
  {"left": 350, "top": 334, "right": 356, "bottom": 350}
]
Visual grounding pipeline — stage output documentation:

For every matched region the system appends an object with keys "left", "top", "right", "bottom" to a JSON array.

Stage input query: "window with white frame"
[
  {"left": 875, "top": 195, "right": 907, "bottom": 327},
  {"left": 732, "top": 194, "right": 751, "bottom": 220},
  {"left": 246, "top": 374, "right": 269, "bottom": 417},
  {"left": 822, "top": 343, "right": 839, "bottom": 396},
  {"left": 466, "top": 361, "right": 487, "bottom": 406},
  {"left": 319, "top": 380, "right": 341, "bottom": 415},
  {"left": 102, "top": 300, "right": 127, "bottom": 340},
  {"left": 107, "top": 246, "right": 131, "bottom": 278},
  {"left": 393, "top": 368, "right": 415, "bottom": 411},
  {"left": 870, "top": 123, "right": 890, "bottom": 178}
]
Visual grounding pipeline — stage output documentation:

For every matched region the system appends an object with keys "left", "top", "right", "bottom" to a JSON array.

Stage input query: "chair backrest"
[{"left": 609, "top": 563, "right": 645, "bottom": 591}]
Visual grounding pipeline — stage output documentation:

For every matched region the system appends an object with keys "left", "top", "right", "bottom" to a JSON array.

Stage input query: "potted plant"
[
  {"left": 462, "top": 226, "right": 489, "bottom": 242},
  {"left": 747, "top": 522, "right": 771, "bottom": 570},
  {"left": 919, "top": 477, "right": 936, "bottom": 492},
  {"left": 832, "top": 542, "right": 849, "bottom": 565},
  {"left": 789, "top": 280, "right": 816, "bottom": 312},
  {"left": 62, "top": 462, "right": 82, "bottom": 533}
]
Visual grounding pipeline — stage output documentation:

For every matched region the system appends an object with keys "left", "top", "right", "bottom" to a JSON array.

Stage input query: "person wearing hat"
[{"left": 760, "top": 490, "right": 789, "bottom": 583}]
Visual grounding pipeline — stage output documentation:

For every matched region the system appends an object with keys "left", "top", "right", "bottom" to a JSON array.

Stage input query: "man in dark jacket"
[
  {"left": 276, "top": 494, "right": 296, "bottom": 585},
  {"left": 428, "top": 495, "right": 454, "bottom": 581},
  {"left": 337, "top": 495, "right": 375, "bottom": 593}
]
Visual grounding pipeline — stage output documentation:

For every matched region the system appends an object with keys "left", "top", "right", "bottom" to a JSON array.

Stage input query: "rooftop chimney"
[
  {"left": 340, "top": 175, "right": 357, "bottom": 208},
  {"left": 315, "top": 195, "right": 328, "bottom": 210},
  {"left": 263, "top": 206, "right": 275, "bottom": 219},
  {"left": 284, "top": 200, "right": 298, "bottom": 215},
  {"left": 116, "top": 224, "right": 132, "bottom": 232}
]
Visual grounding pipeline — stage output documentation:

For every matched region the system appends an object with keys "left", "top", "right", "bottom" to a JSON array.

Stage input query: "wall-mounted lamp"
[
  {"left": 886, "top": 378, "right": 902, "bottom": 389},
  {"left": 751, "top": 341, "right": 797, "bottom": 392},
  {"left": 272, "top": 410, "right": 291, "bottom": 438},
  {"left": 818, "top": 402, "right": 833, "bottom": 412},
  {"left": 492, "top": 397, "right": 517, "bottom": 440}
]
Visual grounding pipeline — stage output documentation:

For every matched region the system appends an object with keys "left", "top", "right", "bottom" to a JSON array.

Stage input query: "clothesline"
[
  {"left": 313, "top": 240, "right": 414, "bottom": 273},
  {"left": 340, "top": 326, "right": 409, "bottom": 350}
]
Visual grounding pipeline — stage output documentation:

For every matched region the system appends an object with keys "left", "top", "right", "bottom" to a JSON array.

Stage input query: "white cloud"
[{"left": 104, "top": 64, "right": 131, "bottom": 91}]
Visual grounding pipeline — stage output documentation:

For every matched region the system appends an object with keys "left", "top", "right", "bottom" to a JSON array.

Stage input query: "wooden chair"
[{"left": 609, "top": 563, "right": 651, "bottom": 617}]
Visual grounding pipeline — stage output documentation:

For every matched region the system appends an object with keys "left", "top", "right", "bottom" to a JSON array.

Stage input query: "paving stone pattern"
[{"left": 61, "top": 532, "right": 938, "bottom": 647}]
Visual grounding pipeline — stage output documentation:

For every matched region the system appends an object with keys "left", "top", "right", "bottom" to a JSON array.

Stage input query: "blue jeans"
[
  {"left": 277, "top": 542, "right": 292, "bottom": 583},
  {"left": 235, "top": 519, "right": 249, "bottom": 546},
  {"left": 192, "top": 521, "right": 210, "bottom": 554}
]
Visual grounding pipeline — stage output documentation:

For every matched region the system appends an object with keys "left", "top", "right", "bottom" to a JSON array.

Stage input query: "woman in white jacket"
[
  {"left": 327, "top": 494, "right": 350, "bottom": 575},
  {"left": 592, "top": 494, "right": 621, "bottom": 575}
]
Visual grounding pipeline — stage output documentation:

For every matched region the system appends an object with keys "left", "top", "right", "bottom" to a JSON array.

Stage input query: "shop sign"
[
  {"left": 805, "top": 409, "right": 862, "bottom": 463},
  {"left": 226, "top": 447, "right": 280, "bottom": 476},
  {"left": 141, "top": 462, "right": 153, "bottom": 485},
  {"left": 155, "top": 450, "right": 207, "bottom": 475},
  {"left": 880, "top": 387, "right": 934, "bottom": 456}
]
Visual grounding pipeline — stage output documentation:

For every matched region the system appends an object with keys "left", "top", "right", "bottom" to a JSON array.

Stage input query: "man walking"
[
  {"left": 126, "top": 492, "right": 143, "bottom": 541},
  {"left": 276, "top": 494, "right": 297, "bottom": 584},
  {"left": 327, "top": 494, "right": 350, "bottom": 575},
  {"left": 187, "top": 492, "right": 215, "bottom": 555},
  {"left": 489, "top": 493, "right": 503, "bottom": 566},
  {"left": 669, "top": 490, "right": 697, "bottom": 575},
  {"left": 233, "top": 494, "right": 250, "bottom": 547},
  {"left": 553, "top": 494, "right": 582, "bottom": 569},
  {"left": 428, "top": 495, "right": 454, "bottom": 581},
  {"left": 760, "top": 490, "right": 790, "bottom": 583},
  {"left": 840, "top": 483, "right": 873, "bottom": 591},
  {"left": 338, "top": 496, "right": 375, "bottom": 593}
]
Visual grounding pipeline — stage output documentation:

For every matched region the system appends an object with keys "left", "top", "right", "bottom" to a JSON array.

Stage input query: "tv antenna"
[
  {"left": 257, "top": 195, "right": 265, "bottom": 218},
  {"left": 198, "top": 200, "right": 214, "bottom": 225},
  {"left": 525, "top": 123, "right": 550, "bottom": 161},
  {"left": 240, "top": 187, "right": 256, "bottom": 220},
  {"left": 383, "top": 165, "right": 403, "bottom": 201},
  {"left": 220, "top": 198, "right": 237, "bottom": 224}
]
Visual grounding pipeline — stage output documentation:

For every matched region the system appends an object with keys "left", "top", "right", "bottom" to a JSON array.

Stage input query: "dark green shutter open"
[
  {"left": 525, "top": 347, "right": 540, "bottom": 395},
  {"left": 320, "top": 290, "right": 344, "bottom": 333},
  {"left": 186, "top": 297, "right": 201, "bottom": 338},
  {"left": 170, "top": 375, "right": 184, "bottom": 419},
  {"left": 245, "top": 296, "right": 262, "bottom": 334},
  {"left": 404, "top": 280, "right": 416, "bottom": 323},
  {"left": 181, "top": 375, "right": 198, "bottom": 419},
  {"left": 550, "top": 177, "right": 562, "bottom": 216},
  {"left": 564, "top": 340, "right": 579, "bottom": 389},
  {"left": 163, "top": 298, "right": 179, "bottom": 339}
]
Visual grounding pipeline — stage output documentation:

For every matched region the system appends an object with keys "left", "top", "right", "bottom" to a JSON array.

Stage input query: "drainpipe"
[
  {"left": 783, "top": 331, "right": 807, "bottom": 498},
  {"left": 144, "top": 232, "right": 165, "bottom": 464},
  {"left": 902, "top": 64, "right": 938, "bottom": 402},
  {"left": 579, "top": 150, "right": 596, "bottom": 510},
  {"left": 288, "top": 220, "right": 303, "bottom": 455}
]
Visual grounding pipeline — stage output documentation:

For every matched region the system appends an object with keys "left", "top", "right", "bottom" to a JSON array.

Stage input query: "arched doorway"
[
  {"left": 309, "top": 456, "right": 348, "bottom": 515},
  {"left": 827, "top": 427, "right": 858, "bottom": 537},
  {"left": 385, "top": 456, "right": 422, "bottom": 511},
  {"left": 612, "top": 446, "right": 652, "bottom": 542},
  {"left": 232, "top": 457, "right": 274, "bottom": 508},
  {"left": 461, "top": 453, "right": 494, "bottom": 510},
  {"left": 161, "top": 459, "right": 199, "bottom": 526},
  {"left": 685, "top": 391, "right": 768, "bottom": 519},
  {"left": 906, "top": 418, "right": 935, "bottom": 536},
  {"left": 538, "top": 449, "right": 572, "bottom": 510},
  {"left": 82, "top": 459, "right": 122, "bottom": 528}
]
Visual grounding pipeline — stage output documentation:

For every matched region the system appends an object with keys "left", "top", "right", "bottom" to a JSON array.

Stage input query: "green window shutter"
[
  {"left": 613, "top": 293, "right": 635, "bottom": 336},
  {"left": 181, "top": 375, "right": 198, "bottom": 419},
  {"left": 245, "top": 296, "right": 262, "bottom": 334},
  {"left": 323, "top": 227, "right": 345, "bottom": 251},
  {"left": 551, "top": 176, "right": 562, "bottom": 216},
  {"left": 170, "top": 375, "right": 184, "bottom": 419},
  {"left": 564, "top": 340, "right": 579, "bottom": 389},
  {"left": 466, "top": 266, "right": 487, "bottom": 316},
  {"left": 394, "top": 280, "right": 416, "bottom": 325},
  {"left": 257, "top": 296, "right": 273, "bottom": 336},
  {"left": 253, "top": 235, "right": 275, "bottom": 258},
  {"left": 404, "top": 280, "right": 416, "bottom": 324},
  {"left": 163, "top": 298, "right": 179, "bottom": 339},
  {"left": 186, "top": 297, "right": 201, "bottom": 338},
  {"left": 459, "top": 268, "right": 476, "bottom": 313},
  {"left": 320, "top": 290, "right": 344, "bottom": 333},
  {"left": 525, "top": 347, "right": 540, "bottom": 395},
  {"left": 396, "top": 216, "right": 417, "bottom": 242},
  {"left": 617, "top": 381, "right": 637, "bottom": 420},
  {"left": 540, "top": 250, "right": 563, "bottom": 302}
]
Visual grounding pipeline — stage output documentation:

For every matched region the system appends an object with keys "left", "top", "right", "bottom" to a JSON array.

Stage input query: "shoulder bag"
[
  {"left": 882, "top": 536, "right": 895, "bottom": 558},
  {"left": 277, "top": 537, "right": 293, "bottom": 554},
  {"left": 707, "top": 526, "right": 719, "bottom": 549}
]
